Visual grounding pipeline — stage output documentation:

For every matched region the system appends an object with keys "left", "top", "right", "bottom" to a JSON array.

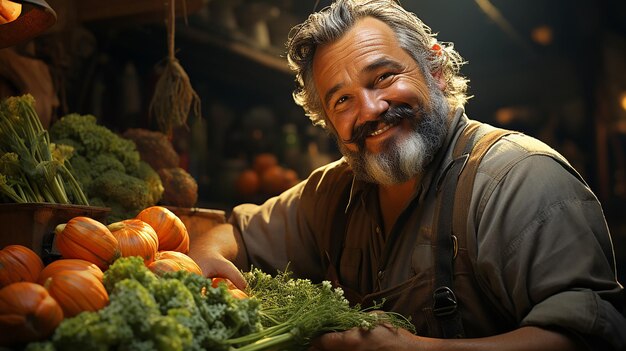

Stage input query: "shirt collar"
[{"left": 344, "top": 107, "right": 469, "bottom": 213}]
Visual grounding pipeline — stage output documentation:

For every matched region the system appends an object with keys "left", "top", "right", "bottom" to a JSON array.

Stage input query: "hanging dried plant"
[{"left": 149, "top": 0, "right": 201, "bottom": 135}]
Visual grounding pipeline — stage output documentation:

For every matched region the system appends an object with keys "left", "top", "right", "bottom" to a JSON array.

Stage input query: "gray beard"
[{"left": 337, "top": 89, "right": 449, "bottom": 185}]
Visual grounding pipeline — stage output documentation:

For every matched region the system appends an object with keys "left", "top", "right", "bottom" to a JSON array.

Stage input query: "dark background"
[{"left": 14, "top": 0, "right": 626, "bottom": 281}]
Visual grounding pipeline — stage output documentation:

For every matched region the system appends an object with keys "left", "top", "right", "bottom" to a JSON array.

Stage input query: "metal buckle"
[
  {"left": 452, "top": 234, "right": 458, "bottom": 259},
  {"left": 433, "top": 286, "right": 458, "bottom": 317}
]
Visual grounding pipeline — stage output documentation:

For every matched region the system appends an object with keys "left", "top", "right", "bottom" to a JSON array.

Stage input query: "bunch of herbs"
[{"left": 0, "top": 94, "right": 88, "bottom": 205}]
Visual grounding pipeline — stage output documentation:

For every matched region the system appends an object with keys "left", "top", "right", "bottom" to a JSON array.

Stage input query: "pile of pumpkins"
[{"left": 0, "top": 205, "right": 203, "bottom": 347}]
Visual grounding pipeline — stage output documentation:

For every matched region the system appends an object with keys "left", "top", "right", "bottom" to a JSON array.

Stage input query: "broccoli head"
[
  {"left": 122, "top": 128, "right": 180, "bottom": 171},
  {"left": 50, "top": 114, "right": 162, "bottom": 221},
  {"left": 134, "top": 161, "right": 164, "bottom": 205},
  {"left": 89, "top": 169, "right": 154, "bottom": 221},
  {"left": 51, "top": 310, "right": 132, "bottom": 350},
  {"left": 49, "top": 114, "right": 141, "bottom": 171},
  {"left": 103, "top": 256, "right": 159, "bottom": 293},
  {"left": 152, "top": 278, "right": 211, "bottom": 350}
]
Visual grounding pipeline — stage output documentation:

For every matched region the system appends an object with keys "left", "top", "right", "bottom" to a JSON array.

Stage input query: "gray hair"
[{"left": 286, "top": 0, "right": 469, "bottom": 129}]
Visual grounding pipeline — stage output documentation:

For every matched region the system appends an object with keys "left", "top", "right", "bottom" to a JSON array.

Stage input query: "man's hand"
[
  {"left": 195, "top": 251, "right": 247, "bottom": 289},
  {"left": 310, "top": 324, "right": 418, "bottom": 351},
  {"left": 188, "top": 223, "right": 248, "bottom": 289},
  {"left": 310, "top": 325, "right": 585, "bottom": 351}
]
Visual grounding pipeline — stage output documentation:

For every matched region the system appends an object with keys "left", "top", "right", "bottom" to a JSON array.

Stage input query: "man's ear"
[{"left": 432, "top": 68, "right": 446, "bottom": 91}]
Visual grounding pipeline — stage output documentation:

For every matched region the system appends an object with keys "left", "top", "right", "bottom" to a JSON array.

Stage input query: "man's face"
[{"left": 312, "top": 17, "right": 449, "bottom": 185}]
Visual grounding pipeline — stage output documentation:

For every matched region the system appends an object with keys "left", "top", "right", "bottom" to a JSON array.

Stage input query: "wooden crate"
[
  {"left": 165, "top": 206, "right": 226, "bottom": 243},
  {"left": 0, "top": 203, "right": 109, "bottom": 262}
]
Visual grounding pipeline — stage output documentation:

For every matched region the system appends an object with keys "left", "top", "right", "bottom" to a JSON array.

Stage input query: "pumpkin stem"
[
  {"left": 54, "top": 223, "right": 66, "bottom": 235},
  {"left": 107, "top": 222, "right": 126, "bottom": 232},
  {"left": 43, "top": 276, "right": 52, "bottom": 290}
]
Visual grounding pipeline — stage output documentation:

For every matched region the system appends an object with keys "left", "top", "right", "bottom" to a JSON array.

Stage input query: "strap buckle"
[{"left": 433, "top": 286, "right": 458, "bottom": 317}]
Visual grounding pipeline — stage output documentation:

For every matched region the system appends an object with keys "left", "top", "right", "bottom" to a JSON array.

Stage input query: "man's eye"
[
  {"left": 334, "top": 96, "right": 348, "bottom": 107},
  {"left": 377, "top": 73, "right": 393, "bottom": 83}
]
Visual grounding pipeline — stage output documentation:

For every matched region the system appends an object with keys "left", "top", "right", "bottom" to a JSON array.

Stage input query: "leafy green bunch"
[
  {"left": 227, "top": 268, "right": 415, "bottom": 351},
  {"left": 0, "top": 94, "right": 88, "bottom": 205},
  {"left": 49, "top": 114, "right": 164, "bottom": 221}
]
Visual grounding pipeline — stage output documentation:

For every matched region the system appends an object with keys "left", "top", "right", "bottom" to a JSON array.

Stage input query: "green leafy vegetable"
[
  {"left": 228, "top": 268, "right": 415, "bottom": 351},
  {"left": 49, "top": 113, "right": 164, "bottom": 221}
]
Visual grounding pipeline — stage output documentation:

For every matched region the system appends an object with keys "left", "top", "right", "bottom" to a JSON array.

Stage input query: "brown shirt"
[{"left": 230, "top": 109, "right": 626, "bottom": 349}]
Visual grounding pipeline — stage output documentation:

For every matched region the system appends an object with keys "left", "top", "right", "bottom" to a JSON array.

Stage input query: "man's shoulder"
[
  {"left": 465, "top": 121, "right": 572, "bottom": 171},
  {"left": 298, "top": 158, "right": 355, "bottom": 221},
  {"left": 305, "top": 158, "right": 354, "bottom": 191}
]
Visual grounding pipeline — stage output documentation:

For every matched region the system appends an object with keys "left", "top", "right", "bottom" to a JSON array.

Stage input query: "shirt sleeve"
[
  {"left": 228, "top": 179, "right": 324, "bottom": 280},
  {"left": 228, "top": 160, "right": 353, "bottom": 282},
  {"left": 474, "top": 151, "right": 626, "bottom": 350}
]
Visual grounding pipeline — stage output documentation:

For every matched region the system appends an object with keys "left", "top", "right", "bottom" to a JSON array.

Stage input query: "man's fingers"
[{"left": 204, "top": 259, "right": 247, "bottom": 289}]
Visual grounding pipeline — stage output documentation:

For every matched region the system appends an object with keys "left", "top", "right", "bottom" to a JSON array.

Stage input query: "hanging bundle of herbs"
[{"left": 149, "top": 0, "right": 201, "bottom": 135}]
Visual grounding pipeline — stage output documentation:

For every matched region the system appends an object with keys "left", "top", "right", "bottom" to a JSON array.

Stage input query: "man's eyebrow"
[
  {"left": 363, "top": 58, "right": 404, "bottom": 73},
  {"left": 324, "top": 83, "right": 343, "bottom": 109}
]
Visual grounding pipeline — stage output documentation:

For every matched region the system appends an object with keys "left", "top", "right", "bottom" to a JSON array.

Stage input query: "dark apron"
[{"left": 322, "top": 218, "right": 513, "bottom": 338}]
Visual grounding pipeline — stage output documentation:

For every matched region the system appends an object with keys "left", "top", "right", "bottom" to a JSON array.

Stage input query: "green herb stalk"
[
  {"left": 0, "top": 94, "right": 89, "bottom": 205},
  {"left": 228, "top": 268, "right": 415, "bottom": 351}
]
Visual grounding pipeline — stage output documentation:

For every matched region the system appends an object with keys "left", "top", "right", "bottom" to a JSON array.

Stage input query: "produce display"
[
  {"left": 0, "top": 207, "right": 414, "bottom": 351},
  {"left": 235, "top": 153, "right": 301, "bottom": 201}
]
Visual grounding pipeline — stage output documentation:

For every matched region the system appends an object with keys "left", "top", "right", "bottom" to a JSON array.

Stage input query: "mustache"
[{"left": 342, "top": 105, "right": 419, "bottom": 148}]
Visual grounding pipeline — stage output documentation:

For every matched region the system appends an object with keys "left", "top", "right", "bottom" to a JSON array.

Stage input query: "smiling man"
[{"left": 189, "top": 1, "right": 626, "bottom": 350}]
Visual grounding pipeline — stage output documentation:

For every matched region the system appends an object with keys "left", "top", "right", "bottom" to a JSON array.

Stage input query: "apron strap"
[{"left": 432, "top": 120, "right": 513, "bottom": 338}]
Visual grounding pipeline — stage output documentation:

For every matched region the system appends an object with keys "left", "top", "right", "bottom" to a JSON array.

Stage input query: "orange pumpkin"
[
  {"left": 55, "top": 216, "right": 121, "bottom": 270},
  {"left": 44, "top": 270, "right": 109, "bottom": 318},
  {"left": 38, "top": 259, "right": 104, "bottom": 285},
  {"left": 147, "top": 258, "right": 184, "bottom": 276},
  {"left": 136, "top": 206, "right": 189, "bottom": 253},
  {"left": 211, "top": 278, "right": 248, "bottom": 299},
  {"left": 107, "top": 219, "right": 159, "bottom": 265},
  {"left": 156, "top": 251, "right": 203, "bottom": 276},
  {"left": 0, "top": 282, "right": 63, "bottom": 346},
  {"left": 211, "top": 277, "right": 237, "bottom": 289},
  {"left": 227, "top": 288, "right": 249, "bottom": 299},
  {"left": 0, "top": 245, "right": 44, "bottom": 288}
]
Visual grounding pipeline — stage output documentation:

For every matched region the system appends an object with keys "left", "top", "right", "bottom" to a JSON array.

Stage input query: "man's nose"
[{"left": 357, "top": 89, "right": 388, "bottom": 124}]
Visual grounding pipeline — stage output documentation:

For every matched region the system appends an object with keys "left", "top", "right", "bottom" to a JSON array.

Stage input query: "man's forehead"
[{"left": 312, "top": 17, "right": 402, "bottom": 79}]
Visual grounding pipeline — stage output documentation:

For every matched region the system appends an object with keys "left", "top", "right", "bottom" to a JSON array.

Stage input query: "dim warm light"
[
  {"left": 620, "top": 92, "right": 626, "bottom": 112},
  {"left": 531, "top": 25, "right": 553, "bottom": 46},
  {"left": 0, "top": 0, "right": 22, "bottom": 24}
]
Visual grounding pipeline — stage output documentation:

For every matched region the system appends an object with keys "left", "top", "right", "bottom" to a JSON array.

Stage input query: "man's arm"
[
  {"left": 313, "top": 325, "right": 586, "bottom": 351},
  {"left": 187, "top": 223, "right": 249, "bottom": 289}
]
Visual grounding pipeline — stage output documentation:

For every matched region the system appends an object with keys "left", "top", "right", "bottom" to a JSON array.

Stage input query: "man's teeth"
[{"left": 369, "top": 124, "right": 392, "bottom": 137}]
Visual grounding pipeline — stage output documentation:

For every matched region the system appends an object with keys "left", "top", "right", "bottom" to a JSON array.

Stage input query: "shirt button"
[
  {"left": 375, "top": 226, "right": 382, "bottom": 235},
  {"left": 377, "top": 270, "right": 385, "bottom": 280}
]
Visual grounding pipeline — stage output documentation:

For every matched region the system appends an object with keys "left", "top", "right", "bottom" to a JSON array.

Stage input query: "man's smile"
[{"left": 368, "top": 122, "right": 393, "bottom": 137}]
